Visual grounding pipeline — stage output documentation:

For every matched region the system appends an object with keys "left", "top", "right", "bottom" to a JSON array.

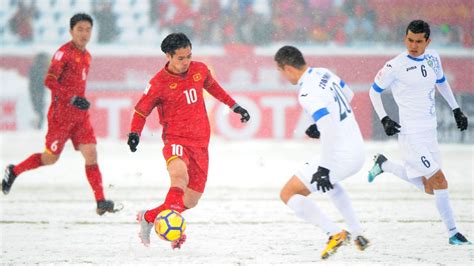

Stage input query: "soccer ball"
[{"left": 154, "top": 209, "right": 187, "bottom": 241}]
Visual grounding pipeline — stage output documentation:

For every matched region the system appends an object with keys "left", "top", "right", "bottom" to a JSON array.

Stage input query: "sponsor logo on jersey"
[
  {"left": 193, "top": 73, "right": 202, "bottom": 82},
  {"left": 54, "top": 51, "right": 64, "bottom": 61},
  {"left": 386, "top": 64, "right": 392, "bottom": 68},
  {"left": 75, "top": 57, "right": 81, "bottom": 63},
  {"left": 300, "top": 93, "right": 308, "bottom": 97},
  {"left": 318, "top": 73, "right": 331, "bottom": 89},
  {"left": 376, "top": 69, "right": 384, "bottom": 79},
  {"left": 144, "top": 83, "right": 151, "bottom": 94},
  {"left": 406, "top": 66, "right": 417, "bottom": 72},
  {"left": 169, "top": 83, "right": 178, "bottom": 89}
]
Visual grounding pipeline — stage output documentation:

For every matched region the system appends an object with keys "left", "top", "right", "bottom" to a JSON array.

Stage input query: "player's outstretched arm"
[{"left": 232, "top": 104, "right": 250, "bottom": 123}]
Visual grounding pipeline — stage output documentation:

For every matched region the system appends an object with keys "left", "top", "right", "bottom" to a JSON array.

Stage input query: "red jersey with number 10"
[{"left": 132, "top": 61, "right": 236, "bottom": 147}]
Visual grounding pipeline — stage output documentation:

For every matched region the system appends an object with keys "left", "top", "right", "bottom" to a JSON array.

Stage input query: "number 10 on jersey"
[{"left": 183, "top": 88, "right": 198, "bottom": 104}]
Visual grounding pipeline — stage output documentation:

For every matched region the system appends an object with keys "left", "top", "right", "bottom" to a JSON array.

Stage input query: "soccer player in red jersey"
[
  {"left": 2, "top": 13, "right": 118, "bottom": 215},
  {"left": 128, "top": 33, "right": 250, "bottom": 248}
]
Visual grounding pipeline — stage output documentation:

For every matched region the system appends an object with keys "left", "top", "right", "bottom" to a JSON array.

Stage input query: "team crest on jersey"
[
  {"left": 193, "top": 73, "right": 201, "bottom": 82},
  {"left": 169, "top": 83, "right": 178, "bottom": 89},
  {"left": 425, "top": 54, "right": 440, "bottom": 74}
]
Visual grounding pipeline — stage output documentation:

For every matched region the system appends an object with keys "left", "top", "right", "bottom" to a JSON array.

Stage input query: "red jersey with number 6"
[
  {"left": 45, "top": 41, "right": 91, "bottom": 121},
  {"left": 131, "top": 61, "right": 236, "bottom": 147}
]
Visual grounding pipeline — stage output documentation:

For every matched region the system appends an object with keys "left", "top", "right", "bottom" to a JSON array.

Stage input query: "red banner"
[
  {"left": 1, "top": 54, "right": 472, "bottom": 92},
  {"left": 1, "top": 53, "right": 472, "bottom": 139}
]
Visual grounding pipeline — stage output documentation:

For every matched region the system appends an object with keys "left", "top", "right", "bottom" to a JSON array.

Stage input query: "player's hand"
[
  {"left": 305, "top": 124, "right": 320, "bottom": 139},
  {"left": 233, "top": 104, "right": 250, "bottom": 123},
  {"left": 311, "top": 166, "right": 333, "bottom": 193},
  {"left": 452, "top": 108, "right": 468, "bottom": 131},
  {"left": 127, "top": 132, "right": 140, "bottom": 152},
  {"left": 381, "top": 116, "right": 401, "bottom": 136},
  {"left": 71, "top": 96, "right": 90, "bottom": 110}
]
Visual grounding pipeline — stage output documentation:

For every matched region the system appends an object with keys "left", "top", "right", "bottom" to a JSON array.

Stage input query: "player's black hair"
[
  {"left": 161, "top": 33, "right": 192, "bottom": 56},
  {"left": 406, "top": 20, "right": 430, "bottom": 40},
  {"left": 274, "top": 46, "right": 306, "bottom": 69},
  {"left": 70, "top": 13, "right": 93, "bottom": 30}
]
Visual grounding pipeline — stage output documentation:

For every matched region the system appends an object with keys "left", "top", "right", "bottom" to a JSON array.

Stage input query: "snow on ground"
[{"left": 1, "top": 131, "right": 473, "bottom": 265}]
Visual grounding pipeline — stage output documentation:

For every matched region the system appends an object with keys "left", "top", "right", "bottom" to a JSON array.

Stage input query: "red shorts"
[
  {"left": 45, "top": 116, "right": 97, "bottom": 155},
  {"left": 162, "top": 143, "right": 209, "bottom": 193}
]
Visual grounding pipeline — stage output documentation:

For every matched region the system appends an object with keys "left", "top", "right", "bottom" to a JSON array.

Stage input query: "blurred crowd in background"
[{"left": 2, "top": 0, "right": 473, "bottom": 47}]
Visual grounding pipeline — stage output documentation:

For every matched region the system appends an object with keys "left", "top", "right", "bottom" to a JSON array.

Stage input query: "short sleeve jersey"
[{"left": 372, "top": 49, "right": 445, "bottom": 134}]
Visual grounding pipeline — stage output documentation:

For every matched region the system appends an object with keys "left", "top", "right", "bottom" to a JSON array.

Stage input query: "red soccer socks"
[
  {"left": 13, "top": 153, "right": 43, "bottom": 176},
  {"left": 85, "top": 164, "right": 105, "bottom": 201},
  {"left": 144, "top": 187, "right": 185, "bottom": 223}
]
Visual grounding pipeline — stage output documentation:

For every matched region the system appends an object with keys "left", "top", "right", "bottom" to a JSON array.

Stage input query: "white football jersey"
[
  {"left": 298, "top": 67, "right": 364, "bottom": 170},
  {"left": 372, "top": 49, "right": 446, "bottom": 134}
]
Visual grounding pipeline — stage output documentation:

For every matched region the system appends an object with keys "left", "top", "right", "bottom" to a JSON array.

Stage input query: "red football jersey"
[
  {"left": 131, "top": 61, "right": 236, "bottom": 147},
  {"left": 45, "top": 41, "right": 91, "bottom": 121}
]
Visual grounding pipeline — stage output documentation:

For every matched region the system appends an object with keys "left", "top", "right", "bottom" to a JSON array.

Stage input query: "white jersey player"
[
  {"left": 275, "top": 46, "right": 369, "bottom": 260},
  {"left": 368, "top": 20, "right": 471, "bottom": 245}
]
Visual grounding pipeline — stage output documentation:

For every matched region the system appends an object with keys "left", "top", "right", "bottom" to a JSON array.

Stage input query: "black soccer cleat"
[
  {"left": 354, "top": 235, "right": 370, "bottom": 250},
  {"left": 3, "top": 164, "right": 17, "bottom": 195},
  {"left": 96, "top": 199, "right": 120, "bottom": 215}
]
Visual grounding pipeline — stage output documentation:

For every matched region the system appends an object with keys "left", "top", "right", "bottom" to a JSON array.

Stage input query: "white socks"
[
  {"left": 382, "top": 160, "right": 425, "bottom": 192},
  {"left": 433, "top": 189, "right": 458, "bottom": 237},
  {"left": 287, "top": 194, "right": 340, "bottom": 236},
  {"left": 327, "top": 184, "right": 363, "bottom": 236}
]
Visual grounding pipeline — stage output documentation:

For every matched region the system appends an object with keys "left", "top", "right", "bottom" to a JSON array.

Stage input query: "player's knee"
[
  {"left": 422, "top": 178, "right": 434, "bottom": 195},
  {"left": 280, "top": 187, "right": 293, "bottom": 204},
  {"left": 167, "top": 159, "right": 187, "bottom": 178},
  {"left": 428, "top": 174, "right": 448, "bottom": 190},
  {"left": 168, "top": 167, "right": 187, "bottom": 180},
  {"left": 41, "top": 153, "right": 59, "bottom": 165},
  {"left": 184, "top": 200, "right": 198, "bottom": 209},
  {"left": 81, "top": 149, "right": 97, "bottom": 164}
]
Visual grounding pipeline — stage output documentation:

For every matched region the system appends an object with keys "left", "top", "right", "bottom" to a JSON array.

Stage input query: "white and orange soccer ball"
[{"left": 154, "top": 209, "right": 187, "bottom": 241}]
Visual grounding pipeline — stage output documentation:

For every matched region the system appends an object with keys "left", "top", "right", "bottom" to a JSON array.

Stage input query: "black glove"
[
  {"left": 305, "top": 124, "right": 320, "bottom": 139},
  {"left": 233, "top": 105, "right": 250, "bottom": 123},
  {"left": 381, "top": 116, "right": 401, "bottom": 136},
  {"left": 71, "top": 96, "right": 90, "bottom": 110},
  {"left": 453, "top": 108, "right": 468, "bottom": 131},
  {"left": 127, "top": 132, "right": 140, "bottom": 152},
  {"left": 310, "top": 166, "right": 333, "bottom": 193}
]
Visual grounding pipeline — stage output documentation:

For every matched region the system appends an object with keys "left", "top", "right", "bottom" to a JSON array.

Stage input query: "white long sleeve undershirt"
[
  {"left": 436, "top": 81, "right": 459, "bottom": 110},
  {"left": 369, "top": 87, "right": 387, "bottom": 120}
]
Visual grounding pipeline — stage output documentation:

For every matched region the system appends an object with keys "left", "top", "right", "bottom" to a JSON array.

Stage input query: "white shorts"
[
  {"left": 295, "top": 149, "right": 365, "bottom": 193},
  {"left": 398, "top": 130, "right": 441, "bottom": 179}
]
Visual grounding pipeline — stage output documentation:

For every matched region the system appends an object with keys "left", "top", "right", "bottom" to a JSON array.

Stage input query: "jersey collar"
[
  {"left": 406, "top": 54, "right": 425, "bottom": 62},
  {"left": 298, "top": 67, "right": 313, "bottom": 87}
]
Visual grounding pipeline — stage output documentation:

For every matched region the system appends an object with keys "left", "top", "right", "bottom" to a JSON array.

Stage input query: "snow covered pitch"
[{"left": 1, "top": 131, "right": 472, "bottom": 264}]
